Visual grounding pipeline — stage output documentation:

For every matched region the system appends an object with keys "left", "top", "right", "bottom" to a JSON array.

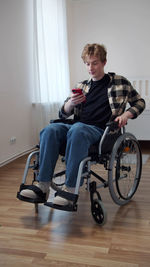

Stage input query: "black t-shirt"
[{"left": 79, "top": 74, "right": 112, "bottom": 129}]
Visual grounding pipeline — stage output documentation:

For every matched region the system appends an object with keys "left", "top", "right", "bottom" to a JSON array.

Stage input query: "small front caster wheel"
[{"left": 91, "top": 199, "right": 107, "bottom": 226}]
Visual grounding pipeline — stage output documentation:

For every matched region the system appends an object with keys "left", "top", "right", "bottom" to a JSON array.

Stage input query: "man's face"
[{"left": 85, "top": 56, "right": 106, "bottom": 81}]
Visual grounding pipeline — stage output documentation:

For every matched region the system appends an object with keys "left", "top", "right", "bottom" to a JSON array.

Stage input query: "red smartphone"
[{"left": 72, "top": 88, "right": 83, "bottom": 95}]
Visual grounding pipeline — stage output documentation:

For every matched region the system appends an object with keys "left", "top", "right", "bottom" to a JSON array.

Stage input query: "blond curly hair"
[{"left": 81, "top": 43, "right": 107, "bottom": 63}]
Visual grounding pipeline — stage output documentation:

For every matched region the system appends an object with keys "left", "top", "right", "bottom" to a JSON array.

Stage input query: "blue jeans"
[{"left": 38, "top": 122, "right": 104, "bottom": 187}]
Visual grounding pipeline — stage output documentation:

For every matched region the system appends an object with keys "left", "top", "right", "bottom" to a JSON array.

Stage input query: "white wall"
[
  {"left": 0, "top": 0, "right": 36, "bottom": 165},
  {"left": 66, "top": 0, "right": 150, "bottom": 87}
]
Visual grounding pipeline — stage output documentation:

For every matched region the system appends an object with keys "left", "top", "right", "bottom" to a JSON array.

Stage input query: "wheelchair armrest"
[
  {"left": 105, "top": 121, "right": 119, "bottom": 131},
  {"left": 98, "top": 121, "right": 120, "bottom": 155}
]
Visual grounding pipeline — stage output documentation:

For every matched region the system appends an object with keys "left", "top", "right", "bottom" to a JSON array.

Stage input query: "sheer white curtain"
[{"left": 33, "top": 0, "right": 70, "bottom": 134}]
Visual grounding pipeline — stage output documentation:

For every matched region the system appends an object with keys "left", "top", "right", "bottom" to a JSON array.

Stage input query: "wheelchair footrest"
[
  {"left": 16, "top": 183, "right": 48, "bottom": 204},
  {"left": 17, "top": 192, "right": 46, "bottom": 204},
  {"left": 44, "top": 201, "right": 78, "bottom": 212},
  {"left": 55, "top": 190, "right": 78, "bottom": 202}
]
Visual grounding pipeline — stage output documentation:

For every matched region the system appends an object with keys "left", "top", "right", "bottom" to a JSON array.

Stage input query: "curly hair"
[{"left": 81, "top": 43, "right": 107, "bottom": 63}]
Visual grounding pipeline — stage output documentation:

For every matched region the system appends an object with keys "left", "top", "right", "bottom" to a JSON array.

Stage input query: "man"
[{"left": 20, "top": 43, "right": 145, "bottom": 207}]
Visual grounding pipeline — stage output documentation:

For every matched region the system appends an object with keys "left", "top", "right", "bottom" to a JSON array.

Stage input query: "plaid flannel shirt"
[{"left": 59, "top": 72, "right": 145, "bottom": 121}]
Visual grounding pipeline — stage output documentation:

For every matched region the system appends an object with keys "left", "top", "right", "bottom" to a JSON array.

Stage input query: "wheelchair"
[{"left": 17, "top": 120, "right": 142, "bottom": 226}]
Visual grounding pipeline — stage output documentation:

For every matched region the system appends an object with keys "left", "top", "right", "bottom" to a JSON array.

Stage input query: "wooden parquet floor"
[{"left": 0, "top": 143, "right": 150, "bottom": 267}]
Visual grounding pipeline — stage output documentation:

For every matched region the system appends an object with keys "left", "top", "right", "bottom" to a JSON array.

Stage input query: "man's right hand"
[
  {"left": 64, "top": 93, "right": 86, "bottom": 115},
  {"left": 70, "top": 92, "right": 86, "bottom": 106}
]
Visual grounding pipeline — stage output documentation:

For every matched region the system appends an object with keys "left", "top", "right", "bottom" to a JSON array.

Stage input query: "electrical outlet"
[{"left": 10, "top": 136, "right": 16, "bottom": 144}]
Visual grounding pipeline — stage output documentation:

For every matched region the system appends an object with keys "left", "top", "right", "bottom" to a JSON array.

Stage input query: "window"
[{"left": 34, "top": 0, "right": 70, "bottom": 104}]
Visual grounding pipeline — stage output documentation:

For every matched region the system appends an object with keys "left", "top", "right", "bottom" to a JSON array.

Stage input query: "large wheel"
[{"left": 108, "top": 133, "right": 142, "bottom": 205}]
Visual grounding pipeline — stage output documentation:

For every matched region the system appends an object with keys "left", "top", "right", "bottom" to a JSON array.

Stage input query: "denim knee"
[
  {"left": 40, "top": 123, "right": 66, "bottom": 141},
  {"left": 67, "top": 122, "right": 88, "bottom": 140},
  {"left": 40, "top": 124, "right": 55, "bottom": 139}
]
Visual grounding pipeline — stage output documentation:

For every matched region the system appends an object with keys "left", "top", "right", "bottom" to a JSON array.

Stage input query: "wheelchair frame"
[{"left": 17, "top": 121, "right": 142, "bottom": 225}]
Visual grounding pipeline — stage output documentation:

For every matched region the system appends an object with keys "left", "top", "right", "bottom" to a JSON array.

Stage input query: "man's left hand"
[{"left": 115, "top": 111, "right": 133, "bottom": 128}]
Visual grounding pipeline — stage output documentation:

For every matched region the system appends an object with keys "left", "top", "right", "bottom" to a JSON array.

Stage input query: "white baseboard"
[{"left": 0, "top": 147, "right": 37, "bottom": 167}]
